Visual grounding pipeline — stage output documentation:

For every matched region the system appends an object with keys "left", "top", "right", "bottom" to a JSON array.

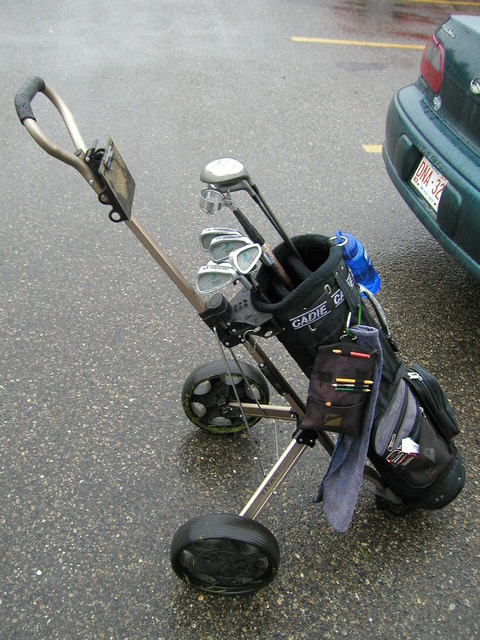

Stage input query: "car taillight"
[{"left": 420, "top": 34, "right": 445, "bottom": 93}]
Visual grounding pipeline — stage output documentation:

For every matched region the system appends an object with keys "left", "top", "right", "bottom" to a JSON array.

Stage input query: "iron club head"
[
  {"left": 199, "top": 227, "right": 242, "bottom": 252},
  {"left": 228, "top": 243, "right": 263, "bottom": 275},
  {"left": 195, "top": 263, "right": 252, "bottom": 295},
  {"left": 208, "top": 235, "right": 252, "bottom": 263}
]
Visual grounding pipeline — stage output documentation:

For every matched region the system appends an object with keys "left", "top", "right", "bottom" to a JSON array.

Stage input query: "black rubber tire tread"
[
  {"left": 181, "top": 359, "right": 270, "bottom": 434},
  {"left": 170, "top": 513, "right": 280, "bottom": 595}
]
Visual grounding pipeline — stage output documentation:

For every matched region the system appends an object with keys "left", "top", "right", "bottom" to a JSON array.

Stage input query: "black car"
[{"left": 383, "top": 14, "right": 480, "bottom": 281}]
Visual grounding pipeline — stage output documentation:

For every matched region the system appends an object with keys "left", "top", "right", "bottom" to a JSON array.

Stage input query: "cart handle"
[
  {"left": 14, "top": 76, "right": 103, "bottom": 194},
  {"left": 15, "top": 77, "right": 207, "bottom": 314}
]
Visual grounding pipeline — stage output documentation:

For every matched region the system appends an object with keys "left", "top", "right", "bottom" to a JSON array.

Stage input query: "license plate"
[{"left": 411, "top": 156, "right": 448, "bottom": 214}]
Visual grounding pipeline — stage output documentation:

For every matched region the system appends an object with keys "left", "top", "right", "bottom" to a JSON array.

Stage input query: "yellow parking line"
[
  {"left": 292, "top": 37, "right": 424, "bottom": 50},
  {"left": 408, "top": 0, "right": 480, "bottom": 5},
  {"left": 363, "top": 145, "right": 383, "bottom": 154}
]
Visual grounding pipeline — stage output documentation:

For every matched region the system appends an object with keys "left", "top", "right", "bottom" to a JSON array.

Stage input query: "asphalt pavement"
[{"left": 2, "top": 1, "right": 480, "bottom": 638}]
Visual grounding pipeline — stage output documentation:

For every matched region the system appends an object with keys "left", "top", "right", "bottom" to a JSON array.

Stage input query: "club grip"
[{"left": 15, "top": 76, "right": 46, "bottom": 123}]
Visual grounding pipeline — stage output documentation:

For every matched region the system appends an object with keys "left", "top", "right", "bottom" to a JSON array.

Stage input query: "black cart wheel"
[
  {"left": 181, "top": 360, "right": 270, "bottom": 434},
  {"left": 170, "top": 513, "right": 280, "bottom": 595}
]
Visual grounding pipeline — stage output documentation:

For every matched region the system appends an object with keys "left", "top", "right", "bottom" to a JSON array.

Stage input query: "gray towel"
[{"left": 316, "top": 325, "right": 383, "bottom": 532}]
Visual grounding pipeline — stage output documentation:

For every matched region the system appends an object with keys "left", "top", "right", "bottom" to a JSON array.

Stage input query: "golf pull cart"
[{"left": 15, "top": 77, "right": 388, "bottom": 595}]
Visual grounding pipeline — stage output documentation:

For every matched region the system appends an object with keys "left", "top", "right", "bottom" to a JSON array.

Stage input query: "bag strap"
[{"left": 358, "top": 285, "right": 399, "bottom": 352}]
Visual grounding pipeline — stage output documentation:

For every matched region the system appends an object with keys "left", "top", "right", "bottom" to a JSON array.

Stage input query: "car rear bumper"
[{"left": 383, "top": 83, "right": 480, "bottom": 281}]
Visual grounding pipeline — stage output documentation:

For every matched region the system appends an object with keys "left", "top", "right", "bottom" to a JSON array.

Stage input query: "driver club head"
[
  {"left": 200, "top": 158, "right": 255, "bottom": 195},
  {"left": 200, "top": 158, "right": 251, "bottom": 185}
]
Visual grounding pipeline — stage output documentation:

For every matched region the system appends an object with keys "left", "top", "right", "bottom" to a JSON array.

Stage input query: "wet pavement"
[{"left": 2, "top": 1, "right": 480, "bottom": 638}]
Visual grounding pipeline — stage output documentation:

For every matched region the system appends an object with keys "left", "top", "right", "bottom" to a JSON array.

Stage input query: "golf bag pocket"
[
  {"left": 405, "top": 364, "right": 460, "bottom": 440},
  {"left": 369, "top": 372, "right": 465, "bottom": 509},
  {"left": 301, "top": 342, "right": 377, "bottom": 437}
]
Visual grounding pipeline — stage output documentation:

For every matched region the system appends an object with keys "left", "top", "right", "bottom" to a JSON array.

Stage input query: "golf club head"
[
  {"left": 208, "top": 235, "right": 251, "bottom": 263},
  {"left": 199, "top": 188, "right": 226, "bottom": 214},
  {"left": 200, "top": 158, "right": 251, "bottom": 186},
  {"left": 229, "top": 243, "right": 263, "bottom": 275},
  {"left": 195, "top": 264, "right": 252, "bottom": 294},
  {"left": 199, "top": 227, "right": 242, "bottom": 252},
  {"left": 200, "top": 158, "right": 255, "bottom": 195}
]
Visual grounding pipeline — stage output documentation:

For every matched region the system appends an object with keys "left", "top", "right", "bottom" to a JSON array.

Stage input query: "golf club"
[
  {"left": 199, "top": 227, "right": 242, "bottom": 252},
  {"left": 199, "top": 188, "right": 294, "bottom": 289},
  {"left": 209, "top": 235, "right": 252, "bottom": 263},
  {"left": 210, "top": 235, "right": 277, "bottom": 275},
  {"left": 229, "top": 243, "right": 263, "bottom": 275},
  {"left": 228, "top": 244, "right": 273, "bottom": 304},
  {"left": 209, "top": 238, "right": 288, "bottom": 304},
  {"left": 196, "top": 248, "right": 270, "bottom": 303},
  {"left": 195, "top": 263, "right": 253, "bottom": 295},
  {"left": 200, "top": 158, "right": 303, "bottom": 263}
]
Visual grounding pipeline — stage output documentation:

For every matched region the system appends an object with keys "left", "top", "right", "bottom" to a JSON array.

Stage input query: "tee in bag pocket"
[{"left": 301, "top": 342, "right": 377, "bottom": 437}]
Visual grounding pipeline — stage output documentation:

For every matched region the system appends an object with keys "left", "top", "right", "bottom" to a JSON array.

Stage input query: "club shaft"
[
  {"left": 229, "top": 204, "right": 294, "bottom": 289},
  {"left": 262, "top": 244, "right": 294, "bottom": 289},
  {"left": 251, "top": 186, "right": 304, "bottom": 263}
]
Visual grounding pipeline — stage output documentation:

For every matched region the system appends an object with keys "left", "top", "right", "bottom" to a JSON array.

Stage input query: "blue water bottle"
[{"left": 335, "top": 230, "right": 381, "bottom": 295}]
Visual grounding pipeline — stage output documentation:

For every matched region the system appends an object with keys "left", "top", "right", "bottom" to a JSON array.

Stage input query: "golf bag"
[{"left": 252, "top": 234, "right": 465, "bottom": 512}]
